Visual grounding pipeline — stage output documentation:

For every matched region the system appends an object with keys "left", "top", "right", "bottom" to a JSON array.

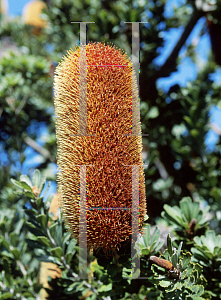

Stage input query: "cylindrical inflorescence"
[{"left": 54, "top": 42, "right": 146, "bottom": 254}]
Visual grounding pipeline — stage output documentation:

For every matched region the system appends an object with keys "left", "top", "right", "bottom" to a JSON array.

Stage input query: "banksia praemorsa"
[{"left": 54, "top": 42, "right": 146, "bottom": 255}]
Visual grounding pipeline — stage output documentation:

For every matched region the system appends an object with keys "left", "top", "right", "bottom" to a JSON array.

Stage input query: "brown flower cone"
[{"left": 54, "top": 42, "right": 146, "bottom": 255}]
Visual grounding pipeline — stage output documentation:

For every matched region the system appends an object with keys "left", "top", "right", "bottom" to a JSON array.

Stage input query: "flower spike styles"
[{"left": 54, "top": 42, "right": 146, "bottom": 255}]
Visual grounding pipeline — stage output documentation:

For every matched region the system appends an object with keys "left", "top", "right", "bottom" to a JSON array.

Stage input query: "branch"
[
  {"left": 24, "top": 136, "right": 55, "bottom": 163},
  {"left": 156, "top": 8, "right": 204, "bottom": 78}
]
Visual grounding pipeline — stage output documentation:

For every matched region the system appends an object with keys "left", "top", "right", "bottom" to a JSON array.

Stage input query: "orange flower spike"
[{"left": 54, "top": 42, "right": 146, "bottom": 255}]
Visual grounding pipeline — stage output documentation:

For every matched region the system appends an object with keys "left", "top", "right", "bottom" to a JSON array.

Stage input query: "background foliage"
[{"left": 1, "top": 0, "right": 221, "bottom": 298}]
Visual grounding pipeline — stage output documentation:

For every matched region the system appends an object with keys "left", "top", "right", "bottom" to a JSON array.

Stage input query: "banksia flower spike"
[{"left": 54, "top": 42, "right": 146, "bottom": 255}]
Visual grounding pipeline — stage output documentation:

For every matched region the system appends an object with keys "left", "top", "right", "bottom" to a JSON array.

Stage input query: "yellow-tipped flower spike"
[
  {"left": 54, "top": 42, "right": 146, "bottom": 255},
  {"left": 22, "top": 0, "right": 47, "bottom": 31}
]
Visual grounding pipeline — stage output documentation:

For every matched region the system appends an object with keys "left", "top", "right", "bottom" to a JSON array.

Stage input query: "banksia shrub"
[
  {"left": 54, "top": 42, "right": 146, "bottom": 255},
  {"left": 39, "top": 194, "right": 61, "bottom": 300}
]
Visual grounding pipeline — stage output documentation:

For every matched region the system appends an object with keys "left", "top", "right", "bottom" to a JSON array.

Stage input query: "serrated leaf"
[
  {"left": 181, "top": 252, "right": 191, "bottom": 270},
  {"left": 159, "top": 280, "right": 171, "bottom": 287}
]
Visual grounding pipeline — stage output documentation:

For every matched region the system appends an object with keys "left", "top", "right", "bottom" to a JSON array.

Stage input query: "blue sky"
[
  {"left": 7, "top": 0, "right": 31, "bottom": 16},
  {"left": 3, "top": 0, "right": 221, "bottom": 196}
]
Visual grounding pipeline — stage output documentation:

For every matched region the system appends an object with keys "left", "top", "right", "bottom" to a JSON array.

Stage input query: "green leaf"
[
  {"left": 180, "top": 197, "right": 192, "bottom": 222},
  {"left": 141, "top": 248, "right": 150, "bottom": 256},
  {"left": 171, "top": 254, "right": 178, "bottom": 268},
  {"left": 181, "top": 252, "right": 191, "bottom": 270},
  {"left": 2, "top": 257, "right": 11, "bottom": 274},
  {"left": 49, "top": 222, "right": 58, "bottom": 237},
  {"left": 65, "top": 252, "right": 74, "bottom": 265},
  {"left": 25, "top": 223, "right": 46, "bottom": 237},
  {"left": 143, "top": 224, "right": 150, "bottom": 247},
  {"left": 36, "top": 196, "right": 44, "bottom": 208},
  {"left": 147, "top": 107, "right": 159, "bottom": 119},
  {"left": 159, "top": 280, "right": 171, "bottom": 287},
  {"left": 25, "top": 238, "right": 46, "bottom": 250},
  {"left": 50, "top": 247, "right": 62, "bottom": 259},
  {"left": 32, "top": 169, "right": 41, "bottom": 188},
  {"left": 32, "top": 169, "right": 45, "bottom": 190},
  {"left": 98, "top": 283, "right": 112, "bottom": 292},
  {"left": 24, "top": 208, "right": 38, "bottom": 219},
  {"left": 177, "top": 242, "right": 183, "bottom": 260},
  {"left": 20, "top": 175, "right": 32, "bottom": 187},
  {"left": 163, "top": 205, "right": 183, "bottom": 226},
  {"left": 9, "top": 232, "right": 18, "bottom": 247},
  {"left": 54, "top": 220, "right": 62, "bottom": 246},
  {"left": 36, "top": 255, "right": 60, "bottom": 264},
  {"left": 67, "top": 239, "right": 77, "bottom": 253},
  {"left": 37, "top": 236, "right": 51, "bottom": 247},
  {"left": 150, "top": 226, "right": 161, "bottom": 246},
  {"left": 11, "top": 248, "right": 20, "bottom": 260},
  {"left": 153, "top": 241, "right": 164, "bottom": 253},
  {"left": 24, "top": 191, "right": 35, "bottom": 198},
  {"left": 183, "top": 115, "right": 192, "bottom": 125},
  {"left": 144, "top": 214, "right": 149, "bottom": 221},
  {"left": 0, "top": 293, "right": 13, "bottom": 299},
  {"left": 1, "top": 238, "right": 10, "bottom": 250},
  {"left": 11, "top": 179, "right": 32, "bottom": 191},
  {"left": 36, "top": 214, "right": 47, "bottom": 228},
  {"left": 45, "top": 194, "right": 54, "bottom": 209},
  {"left": 167, "top": 234, "right": 173, "bottom": 257},
  {"left": 107, "top": 264, "right": 118, "bottom": 276},
  {"left": 62, "top": 232, "right": 71, "bottom": 246}
]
